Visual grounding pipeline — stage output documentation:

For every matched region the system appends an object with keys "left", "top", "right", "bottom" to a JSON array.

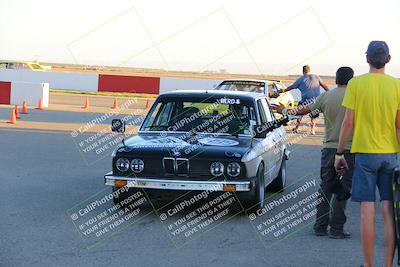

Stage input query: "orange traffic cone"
[
  {"left": 9, "top": 109, "right": 16, "bottom": 124},
  {"left": 22, "top": 101, "right": 28, "bottom": 114},
  {"left": 145, "top": 99, "right": 151, "bottom": 109},
  {"left": 112, "top": 98, "right": 118, "bottom": 109},
  {"left": 37, "top": 98, "right": 43, "bottom": 110},
  {"left": 83, "top": 98, "right": 89, "bottom": 109},
  {"left": 14, "top": 105, "right": 20, "bottom": 119}
]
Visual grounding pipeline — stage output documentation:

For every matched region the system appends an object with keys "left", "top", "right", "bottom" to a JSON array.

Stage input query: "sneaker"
[
  {"left": 314, "top": 229, "right": 328, "bottom": 236},
  {"left": 329, "top": 231, "right": 351, "bottom": 239}
]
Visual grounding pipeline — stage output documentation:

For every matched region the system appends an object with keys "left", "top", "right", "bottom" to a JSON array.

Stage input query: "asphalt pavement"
[{"left": 0, "top": 124, "right": 390, "bottom": 267}]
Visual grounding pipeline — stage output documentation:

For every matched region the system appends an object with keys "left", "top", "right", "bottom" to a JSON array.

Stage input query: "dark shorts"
[
  {"left": 298, "top": 99, "right": 319, "bottom": 119},
  {"left": 352, "top": 153, "right": 398, "bottom": 202}
]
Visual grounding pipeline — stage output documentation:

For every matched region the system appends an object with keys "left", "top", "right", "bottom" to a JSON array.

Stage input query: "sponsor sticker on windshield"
[
  {"left": 218, "top": 98, "right": 241, "bottom": 105},
  {"left": 222, "top": 81, "right": 264, "bottom": 86}
]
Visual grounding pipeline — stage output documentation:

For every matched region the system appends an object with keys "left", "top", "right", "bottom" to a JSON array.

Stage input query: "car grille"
[
  {"left": 163, "top": 157, "right": 175, "bottom": 175},
  {"left": 162, "top": 157, "right": 189, "bottom": 176},
  {"left": 176, "top": 158, "right": 189, "bottom": 176},
  {"left": 113, "top": 157, "right": 245, "bottom": 180}
]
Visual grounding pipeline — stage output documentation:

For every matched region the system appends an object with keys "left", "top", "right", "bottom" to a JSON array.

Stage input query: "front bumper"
[{"left": 104, "top": 172, "right": 251, "bottom": 192}]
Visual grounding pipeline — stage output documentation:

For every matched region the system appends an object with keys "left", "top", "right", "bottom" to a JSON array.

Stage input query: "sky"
[{"left": 1, "top": 0, "right": 399, "bottom": 77}]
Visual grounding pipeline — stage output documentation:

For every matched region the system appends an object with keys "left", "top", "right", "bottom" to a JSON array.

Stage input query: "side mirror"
[
  {"left": 111, "top": 119, "right": 125, "bottom": 133},
  {"left": 253, "top": 124, "right": 269, "bottom": 138},
  {"left": 268, "top": 91, "right": 280, "bottom": 98},
  {"left": 252, "top": 116, "right": 289, "bottom": 138}
]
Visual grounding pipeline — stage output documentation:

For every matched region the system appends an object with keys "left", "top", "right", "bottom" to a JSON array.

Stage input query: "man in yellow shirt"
[{"left": 335, "top": 41, "right": 400, "bottom": 267}]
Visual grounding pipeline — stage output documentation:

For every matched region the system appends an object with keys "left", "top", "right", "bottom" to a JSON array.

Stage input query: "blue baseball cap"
[{"left": 366, "top": 41, "right": 390, "bottom": 56}]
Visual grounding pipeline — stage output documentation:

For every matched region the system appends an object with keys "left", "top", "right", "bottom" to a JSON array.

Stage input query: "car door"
[
  {"left": 256, "top": 97, "right": 277, "bottom": 184},
  {"left": 275, "top": 82, "right": 294, "bottom": 108},
  {"left": 263, "top": 97, "right": 285, "bottom": 179}
]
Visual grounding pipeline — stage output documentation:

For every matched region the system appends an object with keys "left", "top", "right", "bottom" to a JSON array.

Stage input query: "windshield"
[
  {"left": 141, "top": 97, "right": 256, "bottom": 135},
  {"left": 215, "top": 81, "right": 265, "bottom": 94}
]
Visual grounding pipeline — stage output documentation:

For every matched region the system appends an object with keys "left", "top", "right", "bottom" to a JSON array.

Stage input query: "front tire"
[
  {"left": 268, "top": 158, "right": 286, "bottom": 192},
  {"left": 242, "top": 164, "right": 266, "bottom": 211},
  {"left": 255, "top": 164, "right": 266, "bottom": 209}
]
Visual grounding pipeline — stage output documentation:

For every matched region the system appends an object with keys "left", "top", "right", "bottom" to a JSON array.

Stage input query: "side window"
[
  {"left": 154, "top": 102, "right": 174, "bottom": 126},
  {"left": 145, "top": 102, "right": 162, "bottom": 127},
  {"left": 267, "top": 83, "right": 275, "bottom": 97},
  {"left": 260, "top": 98, "right": 274, "bottom": 122},
  {"left": 257, "top": 99, "right": 268, "bottom": 124},
  {"left": 249, "top": 106, "right": 256, "bottom": 121}
]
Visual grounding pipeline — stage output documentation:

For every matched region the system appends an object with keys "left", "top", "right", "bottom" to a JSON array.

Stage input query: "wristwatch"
[{"left": 335, "top": 151, "right": 344, "bottom": 160}]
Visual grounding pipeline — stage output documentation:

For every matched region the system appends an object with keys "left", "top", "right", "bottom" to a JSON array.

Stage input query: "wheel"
[
  {"left": 268, "top": 157, "right": 287, "bottom": 192},
  {"left": 255, "top": 164, "right": 266, "bottom": 209},
  {"left": 242, "top": 164, "right": 265, "bottom": 211}
]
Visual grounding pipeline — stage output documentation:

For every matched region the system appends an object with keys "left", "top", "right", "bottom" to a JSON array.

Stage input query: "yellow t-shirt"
[{"left": 342, "top": 73, "right": 400, "bottom": 153}]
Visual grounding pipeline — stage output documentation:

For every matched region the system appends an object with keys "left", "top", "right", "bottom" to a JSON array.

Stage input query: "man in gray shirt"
[
  {"left": 284, "top": 65, "right": 329, "bottom": 134},
  {"left": 274, "top": 67, "right": 354, "bottom": 238}
]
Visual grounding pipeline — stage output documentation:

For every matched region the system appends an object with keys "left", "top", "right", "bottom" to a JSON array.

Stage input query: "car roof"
[
  {"left": 220, "top": 79, "right": 283, "bottom": 84},
  {"left": 159, "top": 89, "right": 263, "bottom": 100}
]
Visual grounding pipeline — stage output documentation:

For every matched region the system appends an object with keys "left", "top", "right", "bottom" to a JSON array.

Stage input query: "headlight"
[
  {"left": 210, "top": 162, "right": 224, "bottom": 176},
  {"left": 116, "top": 158, "right": 130, "bottom": 172},
  {"left": 227, "top": 162, "right": 241, "bottom": 177},
  {"left": 131, "top": 159, "right": 144, "bottom": 173}
]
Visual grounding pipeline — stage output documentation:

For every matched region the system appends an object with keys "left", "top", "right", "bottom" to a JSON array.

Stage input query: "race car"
[
  {"left": 0, "top": 61, "right": 48, "bottom": 71},
  {"left": 104, "top": 90, "right": 289, "bottom": 210},
  {"left": 214, "top": 79, "right": 296, "bottom": 108}
]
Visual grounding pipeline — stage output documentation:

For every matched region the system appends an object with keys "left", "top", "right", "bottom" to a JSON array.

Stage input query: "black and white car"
[{"left": 105, "top": 90, "right": 289, "bottom": 209}]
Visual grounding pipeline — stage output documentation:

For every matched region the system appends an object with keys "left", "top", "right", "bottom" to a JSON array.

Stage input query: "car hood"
[{"left": 115, "top": 132, "right": 252, "bottom": 160}]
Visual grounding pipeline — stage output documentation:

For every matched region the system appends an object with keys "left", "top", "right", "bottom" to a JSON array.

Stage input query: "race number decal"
[{"left": 219, "top": 98, "right": 241, "bottom": 105}]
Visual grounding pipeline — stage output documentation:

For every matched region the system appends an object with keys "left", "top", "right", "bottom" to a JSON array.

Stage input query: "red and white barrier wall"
[
  {"left": 0, "top": 81, "right": 49, "bottom": 107},
  {"left": 0, "top": 69, "right": 224, "bottom": 101},
  {"left": 98, "top": 74, "right": 160, "bottom": 94},
  {"left": 0, "top": 69, "right": 98, "bottom": 92},
  {"left": 159, "top": 77, "right": 222, "bottom": 94},
  {"left": 0, "top": 81, "right": 11, "bottom": 104},
  {"left": 96, "top": 75, "right": 222, "bottom": 94},
  {"left": 11, "top": 82, "right": 49, "bottom": 107}
]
